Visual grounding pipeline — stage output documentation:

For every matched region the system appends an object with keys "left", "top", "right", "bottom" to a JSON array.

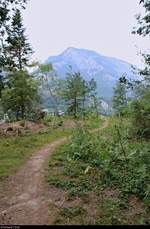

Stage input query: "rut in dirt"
[{"left": 0, "top": 119, "right": 108, "bottom": 225}]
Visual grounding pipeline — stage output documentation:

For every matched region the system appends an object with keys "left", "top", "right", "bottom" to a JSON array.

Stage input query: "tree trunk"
[{"left": 21, "top": 103, "right": 25, "bottom": 119}]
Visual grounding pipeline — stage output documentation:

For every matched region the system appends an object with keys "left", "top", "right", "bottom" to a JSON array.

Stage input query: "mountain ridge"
[
  {"left": 46, "top": 47, "right": 135, "bottom": 67},
  {"left": 45, "top": 47, "right": 139, "bottom": 103}
]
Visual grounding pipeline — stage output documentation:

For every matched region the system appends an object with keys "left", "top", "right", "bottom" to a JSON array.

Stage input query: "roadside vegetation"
[
  {"left": 46, "top": 117, "right": 150, "bottom": 225},
  {"left": 0, "top": 115, "right": 102, "bottom": 179}
]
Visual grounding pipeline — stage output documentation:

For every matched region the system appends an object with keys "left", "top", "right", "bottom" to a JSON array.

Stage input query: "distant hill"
[
  {"left": 46, "top": 47, "right": 139, "bottom": 100},
  {"left": 42, "top": 47, "right": 140, "bottom": 114}
]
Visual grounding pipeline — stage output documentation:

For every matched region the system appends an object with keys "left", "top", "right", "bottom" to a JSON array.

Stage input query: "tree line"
[{"left": 112, "top": 0, "right": 150, "bottom": 139}]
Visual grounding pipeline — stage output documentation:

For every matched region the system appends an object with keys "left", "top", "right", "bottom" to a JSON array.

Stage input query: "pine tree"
[
  {"left": 6, "top": 9, "right": 32, "bottom": 70},
  {"left": 112, "top": 76, "right": 127, "bottom": 116},
  {"left": 133, "top": 0, "right": 150, "bottom": 85},
  {"left": 61, "top": 69, "right": 98, "bottom": 118},
  {"left": 130, "top": 0, "right": 150, "bottom": 138},
  {"left": 1, "top": 70, "right": 40, "bottom": 120},
  {"left": 0, "top": 0, "right": 28, "bottom": 100},
  {"left": 62, "top": 71, "right": 86, "bottom": 118},
  {"left": 0, "top": 0, "right": 28, "bottom": 70},
  {"left": 37, "top": 63, "right": 60, "bottom": 116},
  {"left": 0, "top": 1, "right": 40, "bottom": 121}
]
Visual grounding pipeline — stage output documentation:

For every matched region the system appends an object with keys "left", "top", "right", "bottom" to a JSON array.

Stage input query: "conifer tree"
[
  {"left": 112, "top": 76, "right": 127, "bottom": 116},
  {"left": 61, "top": 69, "right": 98, "bottom": 118},
  {"left": 1, "top": 70, "right": 39, "bottom": 120},
  {"left": 130, "top": 0, "right": 150, "bottom": 138},
  {"left": 0, "top": 1, "right": 40, "bottom": 121},
  {"left": 6, "top": 9, "right": 32, "bottom": 70}
]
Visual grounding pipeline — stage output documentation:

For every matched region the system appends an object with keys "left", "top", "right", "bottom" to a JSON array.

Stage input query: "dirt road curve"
[{"left": 0, "top": 119, "right": 108, "bottom": 225}]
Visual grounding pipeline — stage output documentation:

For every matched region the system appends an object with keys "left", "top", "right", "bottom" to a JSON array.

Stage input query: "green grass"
[
  {"left": 46, "top": 116, "right": 150, "bottom": 225},
  {"left": 0, "top": 114, "right": 103, "bottom": 179},
  {"left": 0, "top": 128, "right": 70, "bottom": 178},
  {"left": 83, "top": 114, "right": 103, "bottom": 129},
  {"left": 60, "top": 206, "right": 86, "bottom": 218},
  {"left": 42, "top": 114, "right": 103, "bottom": 130},
  {"left": 52, "top": 205, "right": 87, "bottom": 225}
]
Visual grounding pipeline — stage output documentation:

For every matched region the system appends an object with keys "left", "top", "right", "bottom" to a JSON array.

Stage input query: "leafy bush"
[
  {"left": 102, "top": 145, "right": 150, "bottom": 199},
  {"left": 58, "top": 120, "right": 150, "bottom": 200},
  {"left": 130, "top": 95, "right": 150, "bottom": 139},
  {"left": 66, "top": 126, "right": 102, "bottom": 165},
  {"left": 100, "top": 121, "right": 150, "bottom": 199}
]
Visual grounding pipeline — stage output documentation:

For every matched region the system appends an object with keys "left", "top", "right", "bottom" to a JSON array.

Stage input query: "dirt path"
[{"left": 0, "top": 118, "right": 108, "bottom": 225}]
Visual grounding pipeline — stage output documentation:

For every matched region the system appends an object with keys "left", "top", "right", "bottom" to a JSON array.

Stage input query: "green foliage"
[
  {"left": 133, "top": 0, "right": 150, "bottom": 37},
  {"left": 42, "top": 114, "right": 63, "bottom": 128},
  {"left": 112, "top": 76, "right": 128, "bottom": 116},
  {"left": 5, "top": 9, "right": 33, "bottom": 70},
  {"left": 99, "top": 119, "right": 150, "bottom": 199},
  {"left": 37, "top": 63, "right": 62, "bottom": 117},
  {"left": 61, "top": 71, "right": 86, "bottom": 118},
  {"left": 0, "top": 1, "right": 38, "bottom": 122},
  {"left": 66, "top": 127, "right": 102, "bottom": 165},
  {"left": 42, "top": 114, "right": 53, "bottom": 124},
  {"left": 0, "top": 127, "right": 70, "bottom": 178},
  {"left": 60, "top": 69, "right": 98, "bottom": 118},
  {"left": 46, "top": 117, "right": 149, "bottom": 224},
  {"left": 60, "top": 206, "right": 86, "bottom": 218},
  {"left": 1, "top": 70, "right": 40, "bottom": 120},
  {"left": 102, "top": 143, "right": 150, "bottom": 199},
  {"left": 83, "top": 114, "right": 102, "bottom": 129},
  {"left": 129, "top": 0, "right": 150, "bottom": 140},
  {"left": 96, "top": 197, "right": 127, "bottom": 225},
  {"left": 47, "top": 118, "right": 150, "bottom": 200},
  {"left": 130, "top": 94, "right": 150, "bottom": 138}
]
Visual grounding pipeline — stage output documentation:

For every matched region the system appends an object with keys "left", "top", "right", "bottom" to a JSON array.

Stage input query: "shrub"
[
  {"left": 130, "top": 96, "right": 150, "bottom": 139},
  {"left": 66, "top": 125, "right": 102, "bottom": 165}
]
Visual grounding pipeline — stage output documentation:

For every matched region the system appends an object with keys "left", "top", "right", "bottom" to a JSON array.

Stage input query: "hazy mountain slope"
[{"left": 45, "top": 47, "right": 139, "bottom": 100}]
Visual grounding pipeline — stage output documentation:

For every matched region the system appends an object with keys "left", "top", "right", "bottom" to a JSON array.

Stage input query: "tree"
[
  {"left": 132, "top": 0, "right": 150, "bottom": 84},
  {"left": 61, "top": 69, "right": 98, "bottom": 118},
  {"left": 61, "top": 71, "right": 87, "bottom": 118},
  {"left": 0, "top": 0, "right": 28, "bottom": 105},
  {"left": 0, "top": 1, "right": 41, "bottom": 121},
  {"left": 88, "top": 78, "right": 100, "bottom": 115},
  {"left": 5, "top": 9, "right": 33, "bottom": 70},
  {"left": 129, "top": 0, "right": 150, "bottom": 138},
  {"left": 0, "top": 0, "right": 28, "bottom": 69},
  {"left": 0, "top": 70, "right": 4, "bottom": 98},
  {"left": 112, "top": 76, "right": 127, "bottom": 116},
  {"left": 133, "top": 0, "right": 150, "bottom": 37},
  {"left": 37, "top": 63, "right": 61, "bottom": 116},
  {"left": 1, "top": 70, "right": 40, "bottom": 120}
]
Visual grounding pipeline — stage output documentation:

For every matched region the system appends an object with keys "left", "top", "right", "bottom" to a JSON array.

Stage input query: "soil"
[{"left": 0, "top": 120, "right": 76, "bottom": 136}]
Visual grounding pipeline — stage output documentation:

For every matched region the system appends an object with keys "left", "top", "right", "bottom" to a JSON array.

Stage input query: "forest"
[{"left": 0, "top": 0, "right": 149, "bottom": 225}]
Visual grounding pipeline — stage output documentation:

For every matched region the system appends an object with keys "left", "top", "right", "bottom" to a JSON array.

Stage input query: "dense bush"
[
  {"left": 66, "top": 126, "right": 102, "bottom": 165},
  {"left": 130, "top": 98, "right": 150, "bottom": 139},
  {"left": 62, "top": 121, "right": 150, "bottom": 200},
  {"left": 102, "top": 144, "right": 150, "bottom": 199}
]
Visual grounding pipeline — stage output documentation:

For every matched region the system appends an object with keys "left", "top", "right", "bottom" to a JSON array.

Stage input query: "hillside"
[{"left": 46, "top": 47, "right": 139, "bottom": 100}]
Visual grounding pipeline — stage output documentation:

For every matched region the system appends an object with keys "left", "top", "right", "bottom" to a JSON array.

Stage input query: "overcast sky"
[{"left": 22, "top": 0, "right": 149, "bottom": 66}]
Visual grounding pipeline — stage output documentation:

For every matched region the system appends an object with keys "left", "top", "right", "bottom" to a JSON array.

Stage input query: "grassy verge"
[
  {"left": 46, "top": 117, "right": 150, "bottom": 225},
  {"left": 0, "top": 115, "right": 103, "bottom": 179},
  {"left": 0, "top": 128, "right": 71, "bottom": 179}
]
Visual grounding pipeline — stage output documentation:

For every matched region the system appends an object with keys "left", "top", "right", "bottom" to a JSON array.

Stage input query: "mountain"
[
  {"left": 43, "top": 47, "right": 141, "bottom": 114},
  {"left": 45, "top": 47, "right": 139, "bottom": 101}
]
